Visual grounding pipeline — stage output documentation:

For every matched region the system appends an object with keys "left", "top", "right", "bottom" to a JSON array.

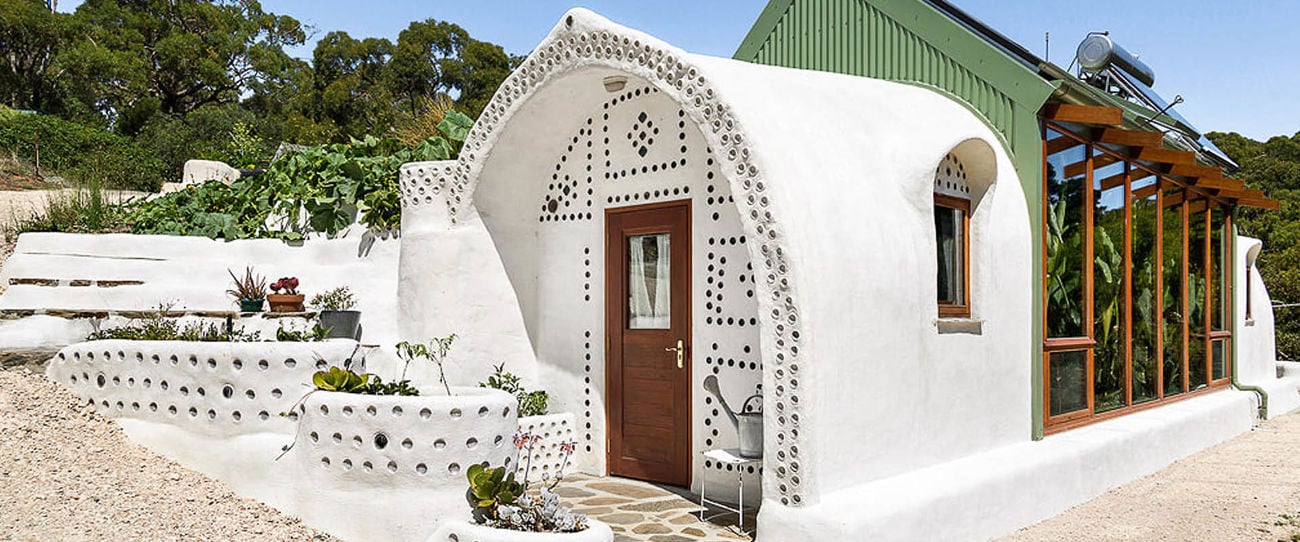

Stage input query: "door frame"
[{"left": 604, "top": 199, "right": 692, "bottom": 487}]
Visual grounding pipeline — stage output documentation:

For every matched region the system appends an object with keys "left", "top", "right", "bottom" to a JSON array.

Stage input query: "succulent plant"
[
  {"left": 311, "top": 366, "right": 370, "bottom": 393},
  {"left": 466, "top": 463, "right": 523, "bottom": 524},
  {"left": 271, "top": 277, "right": 300, "bottom": 295}
]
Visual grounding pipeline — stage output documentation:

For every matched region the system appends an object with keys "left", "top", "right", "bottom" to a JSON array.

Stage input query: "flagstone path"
[{"left": 556, "top": 474, "right": 754, "bottom": 542}]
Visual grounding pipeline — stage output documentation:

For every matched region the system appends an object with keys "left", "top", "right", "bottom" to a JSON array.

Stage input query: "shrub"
[
  {"left": 87, "top": 303, "right": 260, "bottom": 342},
  {"left": 479, "top": 363, "right": 549, "bottom": 417},
  {"left": 310, "top": 286, "right": 356, "bottom": 311},
  {"left": 4, "top": 179, "right": 133, "bottom": 239},
  {"left": 0, "top": 108, "right": 167, "bottom": 191}
]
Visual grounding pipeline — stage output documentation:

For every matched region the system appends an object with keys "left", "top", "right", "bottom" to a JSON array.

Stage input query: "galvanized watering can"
[{"left": 703, "top": 375, "right": 763, "bottom": 458}]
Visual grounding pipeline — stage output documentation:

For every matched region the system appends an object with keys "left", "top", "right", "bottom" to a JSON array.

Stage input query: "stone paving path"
[{"left": 555, "top": 474, "right": 753, "bottom": 542}]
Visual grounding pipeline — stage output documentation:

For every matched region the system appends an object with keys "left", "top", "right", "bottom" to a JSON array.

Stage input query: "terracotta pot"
[{"left": 267, "top": 293, "right": 306, "bottom": 312}]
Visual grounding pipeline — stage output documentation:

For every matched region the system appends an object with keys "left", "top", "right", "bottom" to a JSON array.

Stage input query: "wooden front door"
[{"left": 606, "top": 200, "right": 691, "bottom": 487}]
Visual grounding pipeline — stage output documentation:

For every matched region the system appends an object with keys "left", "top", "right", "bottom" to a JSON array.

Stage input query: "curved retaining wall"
[
  {"left": 45, "top": 339, "right": 365, "bottom": 437},
  {"left": 294, "top": 387, "right": 518, "bottom": 489}
]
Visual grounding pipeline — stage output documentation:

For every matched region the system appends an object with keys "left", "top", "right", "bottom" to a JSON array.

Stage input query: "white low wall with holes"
[
  {"left": 517, "top": 413, "right": 577, "bottom": 482},
  {"left": 286, "top": 387, "right": 519, "bottom": 541},
  {"left": 45, "top": 339, "right": 364, "bottom": 436}
]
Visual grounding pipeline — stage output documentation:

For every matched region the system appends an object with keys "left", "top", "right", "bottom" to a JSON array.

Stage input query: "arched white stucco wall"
[
  {"left": 399, "top": 8, "right": 1031, "bottom": 509},
  {"left": 1234, "top": 235, "right": 1300, "bottom": 417}
]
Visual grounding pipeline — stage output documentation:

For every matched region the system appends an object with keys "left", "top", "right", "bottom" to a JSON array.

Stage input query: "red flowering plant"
[
  {"left": 270, "top": 277, "right": 300, "bottom": 295},
  {"left": 465, "top": 430, "right": 586, "bottom": 532}
]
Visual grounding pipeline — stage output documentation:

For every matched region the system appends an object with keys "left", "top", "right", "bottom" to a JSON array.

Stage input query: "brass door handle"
[{"left": 665, "top": 339, "right": 685, "bottom": 369}]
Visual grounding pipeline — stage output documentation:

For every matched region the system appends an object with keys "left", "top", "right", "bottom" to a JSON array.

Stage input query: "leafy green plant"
[
  {"left": 479, "top": 363, "right": 549, "bottom": 417},
  {"left": 223, "top": 121, "right": 267, "bottom": 169},
  {"left": 365, "top": 375, "right": 420, "bottom": 396},
  {"left": 86, "top": 302, "right": 260, "bottom": 342},
  {"left": 310, "top": 286, "right": 356, "bottom": 311},
  {"left": 312, "top": 366, "right": 371, "bottom": 393},
  {"left": 397, "top": 334, "right": 456, "bottom": 395},
  {"left": 227, "top": 266, "right": 268, "bottom": 301},
  {"left": 466, "top": 463, "right": 523, "bottom": 524},
  {"left": 276, "top": 324, "right": 329, "bottom": 342}
]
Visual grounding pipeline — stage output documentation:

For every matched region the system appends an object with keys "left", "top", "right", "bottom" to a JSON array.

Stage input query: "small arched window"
[{"left": 935, "top": 152, "right": 971, "bottom": 318}]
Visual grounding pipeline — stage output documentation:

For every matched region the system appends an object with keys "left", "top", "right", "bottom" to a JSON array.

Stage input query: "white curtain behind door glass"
[{"left": 629, "top": 234, "right": 671, "bottom": 329}]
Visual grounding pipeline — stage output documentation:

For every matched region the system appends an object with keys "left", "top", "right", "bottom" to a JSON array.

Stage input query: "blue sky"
[{"left": 58, "top": 1, "right": 1299, "bottom": 140}]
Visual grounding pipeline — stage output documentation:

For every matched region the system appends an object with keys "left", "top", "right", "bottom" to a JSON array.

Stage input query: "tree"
[
  {"left": 1208, "top": 131, "right": 1300, "bottom": 359},
  {"left": 0, "top": 0, "right": 73, "bottom": 113},
  {"left": 60, "top": 0, "right": 306, "bottom": 124},
  {"left": 311, "top": 31, "right": 394, "bottom": 141},
  {"left": 386, "top": 18, "right": 513, "bottom": 119}
]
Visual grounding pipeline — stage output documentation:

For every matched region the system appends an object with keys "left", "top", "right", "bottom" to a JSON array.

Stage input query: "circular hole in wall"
[
  {"left": 369, "top": 406, "right": 380, "bottom": 417},
  {"left": 478, "top": 406, "right": 489, "bottom": 417},
  {"left": 320, "top": 457, "right": 331, "bottom": 469},
  {"left": 418, "top": 408, "right": 431, "bottom": 420},
  {"left": 392, "top": 406, "right": 403, "bottom": 417},
  {"left": 341, "top": 459, "right": 353, "bottom": 471},
  {"left": 188, "top": 355, "right": 198, "bottom": 367},
  {"left": 222, "top": 385, "right": 234, "bottom": 399},
  {"left": 362, "top": 461, "right": 373, "bottom": 472},
  {"left": 258, "top": 411, "right": 269, "bottom": 421},
  {"left": 271, "top": 388, "right": 282, "bottom": 399},
  {"left": 196, "top": 387, "right": 206, "bottom": 397},
  {"left": 502, "top": 406, "right": 511, "bottom": 418},
  {"left": 160, "top": 381, "right": 169, "bottom": 391},
  {"left": 434, "top": 439, "right": 446, "bottom": 450},
  {"left": 284, "top": 358, "right": 296, "bottom": 369},
  {"left": 232, "top": 411, "right": 241, "bottom": 421},
  {"left": 320, "top": 405, "right": 329, "bottom": 416},
  {"left": 169, "top": 355, "right": 179, "bottom": 366},
  {"left": 232, "top": 359, "right": 242, "bottom": 370},
  {"left": 206, "top": 358, "right": 217, "bottom": 369},
  {"left": 258, "top": 360, "right": 269, "bottom": 371},
  {"left": 168, "top": 405, "right": 178, "bottom": 415},
  {"left": 245, "top": 390, "right": 256, "bottom": 400},
  {"left": 111, "top": 376, "right": 120, "bottom": 386},
  {"left": 207, "top": 409, "right": 216, "bottom": 420},
  {"left": 449, "top": 408, "right": 462, "bottom": 419},
  {"left": 180, "top": 386, "right": 189, "bottom": 396},
  {"left": 494, "top": 435, "right": 504, "bottom": 448},
  {"left": 309, "top": 431, "right": 319, "bottom": 443},
  {"left": 447, "top": 463, "right": 460, "bottom": 475},
  {"left": 374, "top": 433, "right": 389, "bottom": 450},
  {"left": 416, "top": 463, "right": 428, "bottom": 475},
  {"left": 188, "top": 407, "right": 198, "bottom": 418},
  {"left": 69, "top": 375, "right": 77, "bottom": 384},
  {"left": 143, "top": 378, "right": 151, "bottom": 388},
  {"left": 352, "top": 435, "right": 363, "bottom": 448},
  {"left": 332, "top": 433, "right": 343, "bottom": 444},
  {"left": 131, "top": 402, "right": 139, "bottom": 411},
  {"left": 95, "top": 374, "right": 106, "bottom": 388},
  {"left": 387, "top": 461, "right": 399, "bottom": 474},
  {"left": 465, "top": 437, "right": 478, "bottom": 450},
  {"left": 342, "top": 406, "right": 354, "bottom": 416},
  {"left": 401, "top": 438, "right": 413, "bottom": 449},
  {"left": 149, "top": 403, "right": 158, "bottom": 412}
]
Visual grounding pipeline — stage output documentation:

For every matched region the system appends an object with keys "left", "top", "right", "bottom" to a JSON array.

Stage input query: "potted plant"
[
  {"left": 227, "top": 267, "right": 268, "bottom": 312},
  {"left": 267, "top": 276, "right": 305, "bottom": 312},
  {"left": 310, "top": 286, "right": 360, "bottom": 339},
  {"left": 430, "top": 431, "right": 613, "bottom": 541}
]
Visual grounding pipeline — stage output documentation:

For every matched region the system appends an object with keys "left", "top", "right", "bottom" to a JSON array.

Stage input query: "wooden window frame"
[
  {"left": 935, "top": 193, "right": 972, "bottom": 319},
  {"left": 1041, "top": 120, "right": 1235, "bottom": 434}
]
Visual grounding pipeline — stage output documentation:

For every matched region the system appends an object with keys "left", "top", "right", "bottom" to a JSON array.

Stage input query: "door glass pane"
[
  {"left": 1211, "top": 206, "right": 1227, "bottom": 332},
  {"left": 1131, "top": 175, "right": 1159, "bottom": 403},
  {"left": 628, "top": 233, "right": 670, "bottom": 329},
  {"left": 1093, "top": 151, "right": 1125, "bottom": 413},
  {"left": 1188, "top": 204, "right": 1207, "bottom": 390},
  {"left": 1050, "top": 350, "right": 1089, "bottom": 417},
  {"left": 1212, "top": 338, "right": 1228, "bottom": 381},
  {"left": 1163, "top": 188, "right": 1185, "bottom": 397},
  {"left": 1045, "top": 130, "right": 1087, "bottom": 338},
  {"left": 935, "top": 204, "right": 965, "bottom": 305}
]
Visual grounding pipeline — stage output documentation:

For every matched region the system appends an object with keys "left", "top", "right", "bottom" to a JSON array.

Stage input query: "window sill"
[{"left": 936, "top": 318, "right": 983, "bottom": 335}]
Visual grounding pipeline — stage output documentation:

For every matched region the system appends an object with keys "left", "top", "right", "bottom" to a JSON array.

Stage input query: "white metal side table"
[{"left": 698, "top": 448, "right": 760, "bottom": 534}]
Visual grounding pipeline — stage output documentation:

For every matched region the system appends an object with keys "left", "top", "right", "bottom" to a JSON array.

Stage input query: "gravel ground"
[
  {"left": 1002, "top": 412, "right": 1300, "bottom": 542},
  {"left": 0, "top": 367, "right": 336, "bottom": 541}
]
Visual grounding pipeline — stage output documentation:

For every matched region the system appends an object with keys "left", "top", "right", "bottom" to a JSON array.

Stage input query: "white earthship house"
[
  {"left": 395, "top": 7, "right": 1296, "bottom": 541},
  {"left": 14, "top": 4, "right": 1298, "bottom": 542}
]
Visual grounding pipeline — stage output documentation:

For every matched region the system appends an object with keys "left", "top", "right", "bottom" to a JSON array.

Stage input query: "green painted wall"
[{"left": 734, "top": 0, "right": 1058, "bottom": 438}]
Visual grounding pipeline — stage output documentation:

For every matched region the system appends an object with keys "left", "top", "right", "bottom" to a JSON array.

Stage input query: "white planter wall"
[
  {"left": 294, "top": 388, "right": 518, "bottom": 488},
  {"left": 517, "top": 412, "right": 577, "bottom": 482},
  {"left": 45, "top": 339, "right": 363, "bottom": 437}
]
